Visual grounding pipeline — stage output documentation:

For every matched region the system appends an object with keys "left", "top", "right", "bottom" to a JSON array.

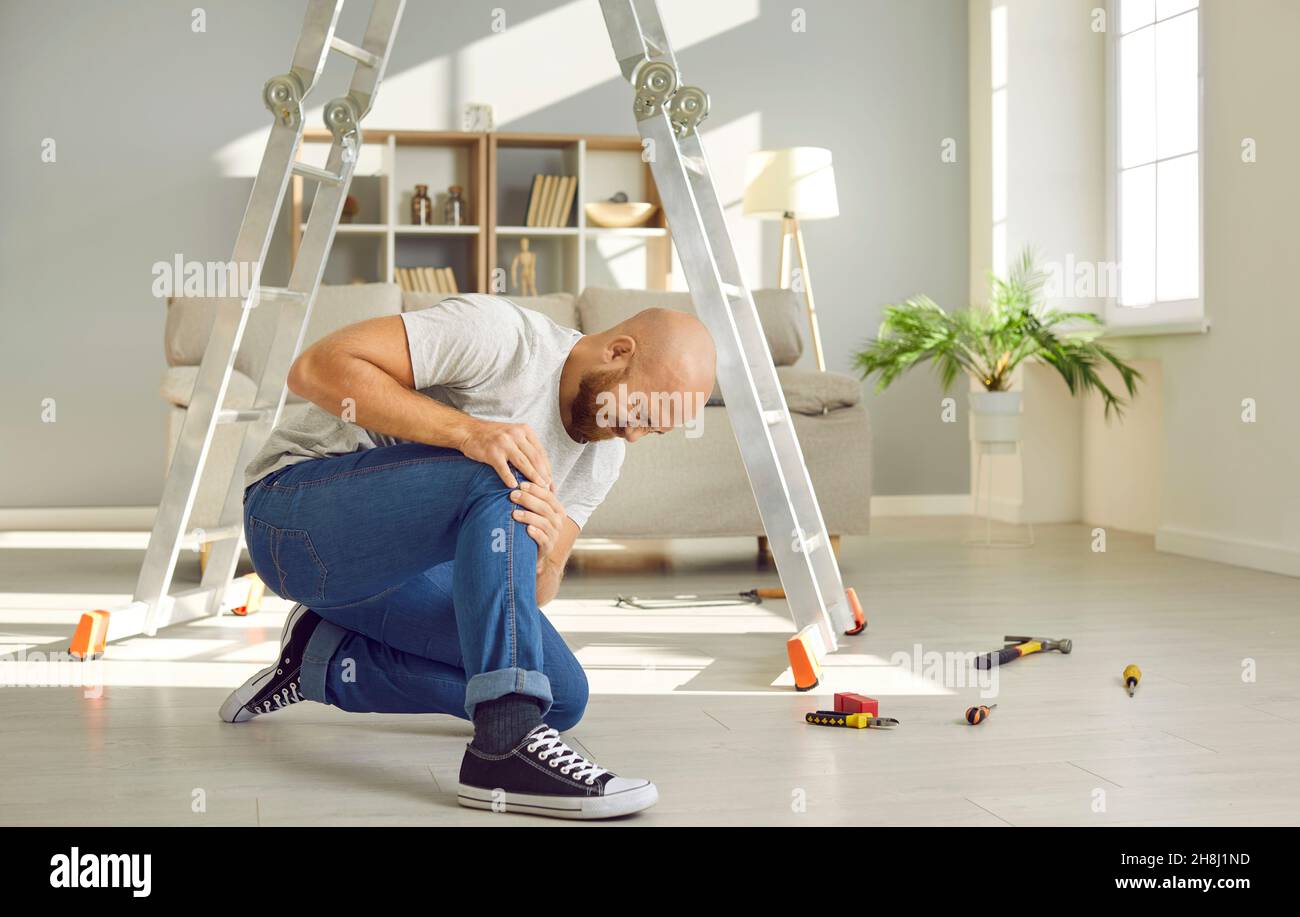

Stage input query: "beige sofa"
[{"left": 162, "top": 284, "right": 871, "bottom": 539}]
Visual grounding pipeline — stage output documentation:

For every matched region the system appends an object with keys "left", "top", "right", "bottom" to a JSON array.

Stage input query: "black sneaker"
[
  {"left": 219, "top": 604, "right": 320, "bottom": 723},
  {"left": 458, "top": 724, "right": 658, "bottom": 820}
]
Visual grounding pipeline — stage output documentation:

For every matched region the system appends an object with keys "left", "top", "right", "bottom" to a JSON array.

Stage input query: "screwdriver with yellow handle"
[{"left": 1123, "top": 664, "right": 1142, "bottom": 697}]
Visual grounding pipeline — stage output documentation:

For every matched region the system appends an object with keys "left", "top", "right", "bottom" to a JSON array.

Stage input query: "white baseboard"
[
  {"left": 0, "top": 506, "right": 155, "bottom": 532},
  {"left": 980, "top": 495, "right": 1024, "bottom": 524},
  {"left": 1157, "top": 525, "right": 1300, "bottom": 578},
  {"left": 871, "top": 494, "right": 972, "bottom": 517}
]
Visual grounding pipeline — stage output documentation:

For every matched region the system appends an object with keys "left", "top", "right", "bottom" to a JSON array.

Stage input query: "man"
[{"left": 219, "top": 293, "right": 716, "bottom": 820}]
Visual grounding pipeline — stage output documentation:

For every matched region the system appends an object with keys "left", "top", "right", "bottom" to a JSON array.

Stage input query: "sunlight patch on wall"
[
  {"left": 668, "top": 110, "right": 763, "bottom": 290},
  {"left": 214, "top": 0, "right": 758, "bottom": 176},
  {"left": 456, "top": 0, "right": 759, "bottom": 127}
]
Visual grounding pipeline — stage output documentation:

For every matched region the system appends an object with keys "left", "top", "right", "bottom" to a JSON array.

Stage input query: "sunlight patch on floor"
[
  {"left": 576, "top": 643, "right": 715, "bottom": 693},
  {"left": 212, "top": 641, "right": 281, "bottom": 664},
  {"left": 771, "top": 656, "right": 956, "bottom": 696},
  {"left": 545, "top": 602, "right": 793, "bottom": 635},
  {"left": 105, "top": 637, "right": 239, "bottom": 662},
  {"left": 0, "top": 595, "right": 130, "bottom": 617},
  {"left": 0, "top": 658, "right": 263, "bottom": 690}
]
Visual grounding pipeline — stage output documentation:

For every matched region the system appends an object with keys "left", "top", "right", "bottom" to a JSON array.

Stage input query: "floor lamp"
[{"left": 743, "top": 147, "right": 840, "bottom": 372}]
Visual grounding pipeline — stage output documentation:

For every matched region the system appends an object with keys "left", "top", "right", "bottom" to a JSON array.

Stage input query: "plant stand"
[{"left": 967, "top": 441, "right": 1035, "bottom": 548}]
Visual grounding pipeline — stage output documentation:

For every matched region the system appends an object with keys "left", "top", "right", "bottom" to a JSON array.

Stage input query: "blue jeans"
[{"left": 241, "top": 442, "right": 589, "bottom": 731}]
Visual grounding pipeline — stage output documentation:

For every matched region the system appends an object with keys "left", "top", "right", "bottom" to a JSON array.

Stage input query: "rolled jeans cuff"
[
  {"left": 300, "top": 618, "right": 350, "bottom": 704},
  {"left": 464, "top": 667, "right": 553, "bottom": 720}
]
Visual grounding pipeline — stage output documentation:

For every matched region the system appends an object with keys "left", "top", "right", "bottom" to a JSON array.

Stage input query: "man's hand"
[
  {"left": 457, "top": 419, "right": 553, "bottom": 490},
  {"left": 510, "top": 482, "right": 566, "bottom": 563}
]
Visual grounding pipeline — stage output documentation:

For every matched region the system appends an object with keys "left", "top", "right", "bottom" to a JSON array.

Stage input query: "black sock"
[{"left": 471, "top": 694, "right": 544, "bottom": 754}]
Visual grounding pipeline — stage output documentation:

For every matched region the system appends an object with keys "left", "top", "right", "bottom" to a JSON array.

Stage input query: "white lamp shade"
[{"left": 743, "top": 147, "right": 840, "bottom": 220}]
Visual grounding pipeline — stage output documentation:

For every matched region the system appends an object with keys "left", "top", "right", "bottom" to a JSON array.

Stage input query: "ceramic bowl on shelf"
[{"left": 584, "top": 201, "right": 657, "bottom": 228}]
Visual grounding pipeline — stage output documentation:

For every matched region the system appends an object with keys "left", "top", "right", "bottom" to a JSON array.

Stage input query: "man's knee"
[
  {"left": 547, "top": 669, "right": 589, "bottom": 732},
  {"left": 464, "top": 466, "right": 537, "bottom": 556}
]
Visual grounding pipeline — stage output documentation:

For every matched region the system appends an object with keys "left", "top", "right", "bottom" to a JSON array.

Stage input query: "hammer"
[{"left": 974, "top": 635, "right": 1072, "bottom": 670}]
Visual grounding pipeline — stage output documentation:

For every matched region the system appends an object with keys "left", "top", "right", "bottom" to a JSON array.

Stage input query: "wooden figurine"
[{"left": 510, "top": 237, "right": 538, "bottom": 296}]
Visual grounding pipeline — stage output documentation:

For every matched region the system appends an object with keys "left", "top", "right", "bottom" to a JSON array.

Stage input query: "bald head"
[
  {"left": 561, "top": 307, "right": 718, "bottom": 444},
  {"left": 613, "top": 308, "right": 717, "bottom": 396}
]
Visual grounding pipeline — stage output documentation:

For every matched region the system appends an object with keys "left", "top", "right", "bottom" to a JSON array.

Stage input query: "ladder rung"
[
  {"left": 257, "top": 286, "right": 309, "bottom": 303},
  {"left": 763, "top": 410, "right": 785, "bottom": 426},
  {"left": 291, "top": 161, "right": 343, "bottom": 185},
  {"left": 330, "top": 35, "right": 382, "bottom": 68},
  {"left": 186, "top": 525, "right": 242, "bottom": 545},
  {"left": 721, "top": 282, "right": 743, "bottom": 299},
  {"left": 217, "top": 405, "right": 276, "bottom": 425}
]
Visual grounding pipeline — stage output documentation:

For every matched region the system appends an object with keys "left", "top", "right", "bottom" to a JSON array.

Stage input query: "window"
[{"left": 1110, "top": 0, "right": 1202, "bottom": 327}]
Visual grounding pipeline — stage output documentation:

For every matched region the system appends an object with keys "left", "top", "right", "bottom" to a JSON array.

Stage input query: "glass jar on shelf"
[
  {"left": 410, "top": 184, "right": 432, "bottom": 225},
  {"left": 444, "top": 185, "right": 465, "bottom": 226}
]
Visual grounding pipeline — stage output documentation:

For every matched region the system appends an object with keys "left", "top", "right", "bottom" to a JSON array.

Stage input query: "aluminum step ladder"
[
  {"left": 599, "top": 0, "right": 864, "bottom": 687},
  {"left": 69, "top": 0, "right": 406, "bottom": 655}
]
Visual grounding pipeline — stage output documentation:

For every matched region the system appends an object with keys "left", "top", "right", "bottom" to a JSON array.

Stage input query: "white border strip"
[
  {"left": 871, "top": 495, "right": 973, "bottom": 517},
  {"left": 0, "top": 506, "right": 155, "bottom": 532}
]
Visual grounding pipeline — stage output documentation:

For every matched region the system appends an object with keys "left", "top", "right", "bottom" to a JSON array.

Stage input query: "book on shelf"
[
  {"left": 522, "top": 174, "right": 577, "bottom": 227},
  {"left": 537, "top": 175, "right": 558, "bottom": 227},
  {"left": 523, "top": 174, "right": 545, "bottom": 228},
  {"left": 396, "top": 265, "right": 458, "bottom": 294},
  {"left": 555, "top": 175, "right": 577, "bottom": 228}
]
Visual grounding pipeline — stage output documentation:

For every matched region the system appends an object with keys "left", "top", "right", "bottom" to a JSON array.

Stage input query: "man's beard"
[{"left": 569, "top": 368, "right": 626, "bottom": 443}]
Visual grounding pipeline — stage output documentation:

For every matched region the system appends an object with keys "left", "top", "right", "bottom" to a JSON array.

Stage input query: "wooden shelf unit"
[{"left": 290, "top": 130, "right": 672, "bottom": 296}]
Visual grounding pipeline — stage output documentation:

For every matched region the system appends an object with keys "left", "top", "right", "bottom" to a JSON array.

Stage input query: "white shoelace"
[
  {"left": 526, "top": 727, "right": 608, "bottom": 784},
  {"left": 252, "top": 681, "right": 303, "bottom": 716}
]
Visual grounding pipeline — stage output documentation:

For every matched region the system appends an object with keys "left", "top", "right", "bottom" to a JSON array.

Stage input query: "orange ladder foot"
[
  {"left": 843, "top": 586, "right": 866, "bottom": 635},
  {"left": 230, "top": 573, "right": 266, "bottom": 617},
  {"left": 69, "top": 609, "right": 110, "bottom": 660},
  {"left": 787, "top": 626, "right": 823, "bottom": 691}
]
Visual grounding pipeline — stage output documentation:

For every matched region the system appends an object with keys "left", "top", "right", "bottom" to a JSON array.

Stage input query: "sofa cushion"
[
  {"left": 582, "top": 402, "right": 871, "bottom": 538},
  {"left": 165, "top": 282, "right": 403, "bottom": 381},
  {"left": 576, "top": 287, "right": 805, "bottom": 365},
  {"left": 403, "top": 291, "right": 579, "bottom": 329},
  {"left": 160, "top": 365, "right": 258, "bottom": 409},
  {"left": 777, "top": 367, "right": 862, "bottom": 415}
]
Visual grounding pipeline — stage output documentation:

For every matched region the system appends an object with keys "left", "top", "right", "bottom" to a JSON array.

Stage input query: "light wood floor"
[{"left": 2, "top": 518, "right": 1298, "bottom": 826}]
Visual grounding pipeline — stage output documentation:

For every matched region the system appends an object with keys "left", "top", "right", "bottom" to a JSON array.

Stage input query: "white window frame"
[{"left": 1105, "top": 0, "right": 1207, "bottom": 334}]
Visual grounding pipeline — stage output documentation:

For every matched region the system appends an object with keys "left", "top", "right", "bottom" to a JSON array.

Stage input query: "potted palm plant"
[{"left": 853, "top": 250, "right": 1141, "bottom": 452}]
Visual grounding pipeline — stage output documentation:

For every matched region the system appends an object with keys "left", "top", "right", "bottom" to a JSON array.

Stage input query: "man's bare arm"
[{"left": 287, "top": 316, "right": 552, "bottom": 488}]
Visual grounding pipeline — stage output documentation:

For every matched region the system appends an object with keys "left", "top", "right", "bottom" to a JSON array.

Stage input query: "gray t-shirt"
[{"left": 244, "top": 294, "right": 625, "bottom": 528}]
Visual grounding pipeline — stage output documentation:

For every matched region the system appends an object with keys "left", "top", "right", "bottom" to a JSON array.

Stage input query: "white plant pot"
[{"left": 969, "top": 390, "right": 1022, "bottom": 454}]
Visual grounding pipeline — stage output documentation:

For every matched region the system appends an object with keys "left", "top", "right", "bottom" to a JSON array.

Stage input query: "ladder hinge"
[
  {"left": 631, "top": 59, "right": 678, "bottom": 122},
  {"left": 668, "top": 86, "right": 709, "bottom": 138},
  {"left": 263, "top": 72, "right": 307, "bottom": 128},
  {"left": 323, "top": 95, "right": 363, "bottom": 162}
]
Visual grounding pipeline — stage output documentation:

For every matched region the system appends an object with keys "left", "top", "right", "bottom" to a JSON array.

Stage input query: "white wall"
[
  {"left": 970, "top": 0, "right": 1107, "bottom": 300},
  {"left": 1082, "top": 361, "right": 1162, "bottom": 536},
  {"left": 967, "top": 0, "right": 1109, "bottom": 526},
  {"left": 968, "top": 0, "right": 1300, "bottom": 575},
  {"left": 1132, "top": 0, "right": 1300, "bottom": 575}
]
